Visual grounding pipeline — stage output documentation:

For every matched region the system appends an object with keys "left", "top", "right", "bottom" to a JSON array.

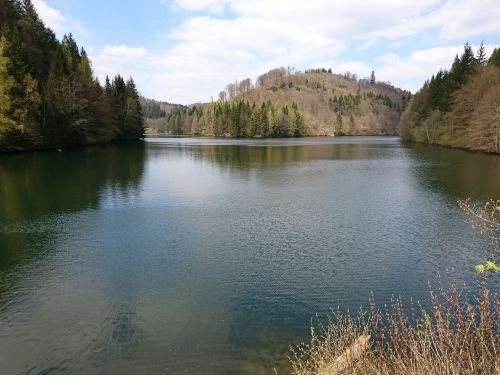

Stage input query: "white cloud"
[
  {"left": 173, "top": 0, "right": 230, "bottom": 12},
  {"left": 33, "top": 0, "right": 88, "bottom": 37},
  {"left": 147, "top": 0, "right": 500, "bottom": 103},
  {"left": 429, "top": 0, "right": 500, "bottom": 39},
  {"left": 102, "top": 45, "right": 148, "bottom": 59},
  {"left": 34, "top": 0, "right": 500, "bottom": 103},
  {"left": 375, "top": 44, "right": 498, "bottom": 93},
  {"left": 90, "top": 45, "right": 150, "bottom": 87},
  {"left": 32, "top": 0, "right": 65, "bottom": 32},
  {"left": 336, "top": 61, "right": 374, "bottom": 79}
]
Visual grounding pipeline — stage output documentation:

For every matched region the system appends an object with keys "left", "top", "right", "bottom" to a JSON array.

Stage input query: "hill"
[
  {"left": 146, "top": 68, "right": 410, "bottom": 137},
  {"left": 400, "top": 43, "right": 500, "bottom": 154},
  {"left": 0, "top": 0, "right": 143, "bottom": 152},
  {"left": 140, "top": 97, "right": 186, "bottom": 133}
]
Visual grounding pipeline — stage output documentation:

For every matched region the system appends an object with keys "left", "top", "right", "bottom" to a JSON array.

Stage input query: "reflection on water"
[
  {"left": 0, "top": 137, "right": 498, "bottom": 374},
  {"left": 0, "top": 143, "right": 145, "bottom": 222},
  {"left": 406, "top": 143, "right": 500, "bottom": 201},
  {"left": 0, "top": 144, "right": 145, "bottom": 276}
]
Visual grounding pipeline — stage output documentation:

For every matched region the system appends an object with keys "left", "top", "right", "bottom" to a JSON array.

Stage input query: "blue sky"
[{"left": 33, "top": 0, "right": 500, "bottom": 104}]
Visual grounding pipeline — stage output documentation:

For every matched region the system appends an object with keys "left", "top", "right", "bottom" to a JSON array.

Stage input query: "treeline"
[
  {"left": 329, "top": 92, "right": 405, "bottom": 113},
  {"left": 0, "top": 0, "right": 143, "bottom": 152},
  {"left": 147, "top": 66, "right": 407, "bottom": 136},
  {"left": 401, "top": 42, "right": 500, "bottom": 153},
  {"left": 164, "top": 100, "right": 305, "bottom": 137},
  {"left": 141, "top": 98, "right": 166, "bottom": 119}
]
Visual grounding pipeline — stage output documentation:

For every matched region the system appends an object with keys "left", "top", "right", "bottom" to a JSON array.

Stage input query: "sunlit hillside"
[{"left": 145, "top": 67, "right": 410, "bottom": 137}]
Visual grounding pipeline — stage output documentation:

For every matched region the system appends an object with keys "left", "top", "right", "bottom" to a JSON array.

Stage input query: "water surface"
[{"left": 0, "top": 137, "right": 498, "bottom": 374}]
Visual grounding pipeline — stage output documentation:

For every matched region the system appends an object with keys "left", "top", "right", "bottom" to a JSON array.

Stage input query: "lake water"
[{"left": 0, "top": 137, "right": 498, "bottom": 374}]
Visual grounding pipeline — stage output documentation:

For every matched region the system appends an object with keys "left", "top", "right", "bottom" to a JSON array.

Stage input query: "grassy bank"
[
  {"left": 290, "top": 278, "right": 498, "bottom": 375},
  {"left": 289, "top": 200, "right": 499, "bottom": 375}
]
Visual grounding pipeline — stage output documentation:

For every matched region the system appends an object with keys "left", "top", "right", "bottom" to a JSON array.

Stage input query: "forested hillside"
[
  {"left": 147, "top": 68, "right": 409, "bottom": 137},
  {"left": 0, "top": 0, "right": 144, "bottom": 152},
  {"left": 400, "top": 43, "right": 500, "bottom": 153},
  {"left": 140, "top": 97, "right": 186, "bottom": 133}
]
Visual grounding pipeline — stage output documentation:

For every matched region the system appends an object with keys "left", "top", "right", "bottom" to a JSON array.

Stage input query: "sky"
[{"left": 33, "top": 0, "right": 500, "bottom": 105}]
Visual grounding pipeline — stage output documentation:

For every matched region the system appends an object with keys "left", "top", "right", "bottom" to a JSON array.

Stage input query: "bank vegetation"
[
  {"left": 400, "top": 43, "right": 500, "bottom": 154},
  {"left": 290, "top": 199, "right": 499, "bottom": 375}
]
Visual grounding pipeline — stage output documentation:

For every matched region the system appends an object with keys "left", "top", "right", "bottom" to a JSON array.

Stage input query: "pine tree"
[
  {"left": 488, "top": 48, "right": 500, "bottom": 67},
  {"left": 370, "top": 70, "right": 376, "bottom": 85},
  {"left": 79, "top": 48, "right": 93, "bottom": 82},
  {"left": 124, "top": 77, "right": 144, "bottom": 139},
  {"left": 61, "top": 33, "right": 80, "bottom": 71},
  {"left": 459, "top": 42, "right": 476, "bottom": 82},
  {"left": 335, "top": 112, "right": 344, "bottom": 135},
  {"left": 0, "top": 0, "right": 143, "bottom": 151},
  {"left": 476, "top": 41, "right": 487, "bottom": 65}
]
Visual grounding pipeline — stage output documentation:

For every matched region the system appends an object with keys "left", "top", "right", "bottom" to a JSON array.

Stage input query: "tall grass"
[
  {"left": 290, "top": 278, "right": 499, "bottom": 374},
  {"left": 290, "top": 199, "right": 499, "bottom": 374}
]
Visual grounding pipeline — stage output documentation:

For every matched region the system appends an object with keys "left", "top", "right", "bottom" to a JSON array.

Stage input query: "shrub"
[{"left": 290, "top": 278, "right": 499, "bottom": 375}]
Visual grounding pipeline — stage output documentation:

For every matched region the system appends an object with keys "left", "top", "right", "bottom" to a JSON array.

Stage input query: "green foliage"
[
  {"left": 460, "top": 198, "right": 499, "bottom": 275},
  {"left": 0, "top": 0, "right": 143, "bottom": 151},
  {"left": 400, "top": 42, "right": 498, "bottom": 150},
  {"left": 142, "top": 99, "right": 166, "bottom": 119},
  {"left": 291, "top": 279, "right": 499, "bottom": 375},
  {"left": 475, "top": 261, "right": 499, "bottom": 273},
  {"left": 330, "top": 93, "right": 363, "bottom": 115},
  {"left": 335, "top": 112, "right": 344, "bottom": 136},
  {"left": 166, "top": 99, "right": 306, "bottom": 138},
  {"left": 488, "top": 47, "right": 500, "bottom": 67},
  {"left": 486, "top": 261, "right": 500, "bottom": 271},
  {"left": 476, "top": 41, "right": 487, "bottom": 65},
  {"left": 0, "top": 34, "right": 19, "bottom": 131},
  {"left": 475, "top": 264, "right": 486, "bottom": 273}
]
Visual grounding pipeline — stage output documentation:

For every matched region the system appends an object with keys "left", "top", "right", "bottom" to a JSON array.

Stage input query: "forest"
[
  {"left": 146, "top": 67, "right": 410, "bottom": 137},
  {"left": 400, "top": 43, "right": 500, "bottom": 153},
  {"left": 0, "top": 0, "right": 144, "bottom": 152},
  {"left": 165, "top": 100, "right": 305, "bottom": 137}
]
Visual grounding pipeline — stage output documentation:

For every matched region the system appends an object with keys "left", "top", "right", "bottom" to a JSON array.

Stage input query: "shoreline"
[{"left": 0, "top": 138, "right": 145, "bottom": 155}]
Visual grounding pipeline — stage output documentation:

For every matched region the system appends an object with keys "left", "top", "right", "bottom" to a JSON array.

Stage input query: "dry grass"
[
  {"left": 289, "top": 278, "right": 499, "bottom": 375},
  {"left": 458, "top": 199, "right": 499, "bottom": 251},
  {"left": 289, "top": 200, "right": 499, "bottom": 374}
]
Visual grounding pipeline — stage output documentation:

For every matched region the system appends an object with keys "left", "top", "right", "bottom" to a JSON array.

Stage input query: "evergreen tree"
[
  {"left": 335, "top": 112, "right": 344, "bottom": 135},
  {"left": 400, "top": 40, "right": 500, "bottom": 153},
  {"left": 370, "top": 70, "right": 376, "bottom": 85},
  {"left": 458, "top": 42, "right": 476, "bottom": 84},
  {"left": 0, "top": 1, "right": 143, "bottom": 151},
  {"left": 488, "top": 48, "right": 500, "bottom": 67},
  {"left": 476, "top": 41, "right": 487, "bottom": 65},
  {"left": 124, "top": 77, "right": 144, "bottom": 139}
]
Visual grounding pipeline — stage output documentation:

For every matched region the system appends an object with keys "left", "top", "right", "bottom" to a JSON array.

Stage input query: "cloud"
[
  {"left": 90, "top": 45, "right": 150, "bottom": 87},
  {"left": 102, "top": 45, "right": 148, "bottom": 59},
  {"left": 32, "top": 0, "right": 66, "bottom": 32},
  {"left": 172, "top": 0, "right": 230, "bottom": 12},
  {"left": 33, "top": 0, "right": 500, "bottom": 103},
  {"left": 33, "top": 0, "right": 88, "bottom": 37},
  {"left": 146, "top": 0, "right": 500, "bottom": 103},
  {"left": 375, "top": 44, "right": 499, "bottom": 93},
  {"left": 336, "top": 61, "right": 374, "bottom": 79}
]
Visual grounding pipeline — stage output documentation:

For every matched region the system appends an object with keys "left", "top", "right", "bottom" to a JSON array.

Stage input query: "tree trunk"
[{"left": 317, "top": 335, "right": 371, "bottom": 375}]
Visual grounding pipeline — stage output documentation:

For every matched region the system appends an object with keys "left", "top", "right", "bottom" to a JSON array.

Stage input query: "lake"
[{"left": 0, "top": 137, "right": 498, "bottom": 374}]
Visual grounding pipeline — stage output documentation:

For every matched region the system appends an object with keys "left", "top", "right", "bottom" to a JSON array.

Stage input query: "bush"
[
  {"left": 290, "top": 277, "right": 499, "bottom": 375},
  {"left": 289, "top": 198, "right": 499, "bottom": 375}
]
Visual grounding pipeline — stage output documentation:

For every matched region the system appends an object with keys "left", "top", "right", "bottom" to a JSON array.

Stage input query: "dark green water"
[{"left": 0, "top": 137, "right": 498, "bottom": 374}]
